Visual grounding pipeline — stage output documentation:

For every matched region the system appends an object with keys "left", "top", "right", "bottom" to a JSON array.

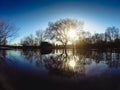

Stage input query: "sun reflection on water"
[{"left": 69, "top": 60, "right": 76, "bottom": 68}]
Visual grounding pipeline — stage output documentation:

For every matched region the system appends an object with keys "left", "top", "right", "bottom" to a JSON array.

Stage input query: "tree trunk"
[{"left": 64, "top": 43, "right": 67, "bottom": 49}]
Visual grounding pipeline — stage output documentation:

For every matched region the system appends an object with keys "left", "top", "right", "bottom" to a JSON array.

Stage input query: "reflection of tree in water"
[
  {"left": 105, "top": 52, "right": 120, "bottom": 68},
  {"left": 21, "top": 49, "right": 45, "bottom": 67},
  {"left": 99, "top": 51, "right": 120, "bottom": 68},
  {"left": 77, "top": 50, "right": 120, "bottom": 68},
  {"left": 21, "top": 49, "right": 120, "bottom": 78},
  {"left": 20, "top": 49, "right": 88, "bottom": 79},
  {"left": 0, "top": 50, "right": 14, "bottom": 90},
  {"left": 0, "top": 50, "right": 7, "bottom": 59},
  {"left": 43, "top": 49, "right": 92, "bottom": 79}
]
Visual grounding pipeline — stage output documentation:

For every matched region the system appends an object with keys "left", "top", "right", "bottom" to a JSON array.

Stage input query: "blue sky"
[{"left": 0, "top": 0, "right": 120, "bottom": 44}]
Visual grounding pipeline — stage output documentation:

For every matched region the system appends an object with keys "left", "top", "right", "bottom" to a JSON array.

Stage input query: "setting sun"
[{"left": 68, "top": 29, "right": 76, "bottom": 39}]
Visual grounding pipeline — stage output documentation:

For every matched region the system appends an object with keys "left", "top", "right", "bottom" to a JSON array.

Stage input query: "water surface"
[{"left": 0, "top": 49, "right": 120, "bottom": 90}]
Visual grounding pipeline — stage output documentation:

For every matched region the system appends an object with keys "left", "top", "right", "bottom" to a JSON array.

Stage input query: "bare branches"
[
  {"left": 46, "top": 18, "right": 83, "bottom": 48},
  {"left": 105, "top": 26, "right": 119, "bottom": 42},
  {"left": 35, "top": 30, "right": 46, "bottom": 45},
  {"left": 0, "top": 20, "right": 19, "bottom": 45},
  {"left": 21, "top": 30, "right": 46, "bottom": 46}
]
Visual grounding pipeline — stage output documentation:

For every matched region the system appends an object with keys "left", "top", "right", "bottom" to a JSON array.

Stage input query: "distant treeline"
[
  {"left": 75, "top": 26, "right": 120, "bottom": 50},
  {"left": 1, "top": 26, "right": 120, "bottom": 50},
  {"left": 1, "top": 19, "right": 120, "bottom": 50},
  {"left": 51, "top": 26, "right": 120, "bottom": 50},
  {"left": 0, "top": 42, "right": 53, "bottom": 49},
  {"left": 20, "top": 26, "right": 120, "bottom": 50},
  {"left": 19, "top": 19, "right": 120, "bottom": 50}
]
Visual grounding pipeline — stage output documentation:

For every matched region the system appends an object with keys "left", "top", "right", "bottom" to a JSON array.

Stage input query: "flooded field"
[{"left": 0, "top": 49, "right": 120, "bottom": 90}]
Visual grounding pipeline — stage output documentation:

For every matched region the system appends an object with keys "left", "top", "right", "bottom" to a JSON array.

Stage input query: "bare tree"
[
  {"left": 0, "top": 20, "right": 18, "bottom": 45},
  {"left": 46, "top": 18, "right": 83, "bottom": 49},
  {"left": 21, "top": 34, "right": 35, "bottom": 46},
  {"left": 35, "top": 30, "right": 46, "bottom": 46},
  {"left": 105, "top": 26, "right": 119, "bottom": 42},
  {"left": 91, "top": 33, "right": 105, "bottom": 44}
]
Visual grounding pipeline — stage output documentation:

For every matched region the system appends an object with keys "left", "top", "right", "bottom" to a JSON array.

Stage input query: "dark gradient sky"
[{"left": 0, "top": 0, "right": 120, "bottom": 44}]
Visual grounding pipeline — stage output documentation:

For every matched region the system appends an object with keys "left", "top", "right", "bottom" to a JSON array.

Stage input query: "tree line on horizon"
[
  {"left": 0, "top": 19, "right": 120, "bottom": 50},
  {"left": 76, "top": 26, "right": 120, "bottom": 50},
  {"left": 20, "top": 18, "right": 120, "bottom": 50}
]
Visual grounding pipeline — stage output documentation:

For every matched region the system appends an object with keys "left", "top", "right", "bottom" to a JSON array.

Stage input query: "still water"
[{"left": 0, "top": 49, "right": 120, "bottom": 90}]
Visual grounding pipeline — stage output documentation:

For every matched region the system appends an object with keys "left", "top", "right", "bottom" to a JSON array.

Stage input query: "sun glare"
[{"left": 68, "top": 29, "right": 76, "bottom": 39}]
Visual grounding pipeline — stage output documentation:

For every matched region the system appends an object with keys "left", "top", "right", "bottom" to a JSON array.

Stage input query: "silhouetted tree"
[
  {"left": 35, "top": 30, "right": 46, "bottom": 46},
  {"left": 105, "top": 26, "right": 119, "bottom": 42},
  {"left": 0, "top": 20, "right": 18, "bottom": 45},
  {"left": 21, "top": 29, "right": 47, "bottom": 47},
  {"left": 46, "top": 18, "right": 83, "bottom": 49},
  {"left": 91, "top": 33, "right": 105, "bottom": 44},
  {"left": 21, "top": 34, "right": 35, "bottom": 46},
  {"left": 76, "top": 31, "right": 92, "bottom": 49},
  {"left": 77, "top": 26, "right": 120, "bottom": 49}
]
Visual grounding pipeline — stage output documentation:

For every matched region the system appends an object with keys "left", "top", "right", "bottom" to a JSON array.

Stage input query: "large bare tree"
[
  {"left": 0, "top": 20, "right": 18, "bottom": 45},
  {"left": 46, "top": 18, "right": 83, "bottom": 49}
]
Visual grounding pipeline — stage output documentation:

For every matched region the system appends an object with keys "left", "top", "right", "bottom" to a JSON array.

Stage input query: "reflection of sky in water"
[
  {"left": 85, "top": 61, "right": 108, "bottom": 77},
  {"left": 1, "top": 49, "right": 120, "bottom": 80},
  {"left": 5, "top": 50, "right": 47, "bottom": 74}
]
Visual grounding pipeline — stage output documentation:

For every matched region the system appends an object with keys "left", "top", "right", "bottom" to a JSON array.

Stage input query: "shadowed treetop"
[{"left": 45, "top": 18, "right": 83, "bottom": 48}]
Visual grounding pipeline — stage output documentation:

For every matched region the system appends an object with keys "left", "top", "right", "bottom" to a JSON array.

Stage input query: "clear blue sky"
[{"left": 0, "top": 0, "right": 120, "bottom": 44}]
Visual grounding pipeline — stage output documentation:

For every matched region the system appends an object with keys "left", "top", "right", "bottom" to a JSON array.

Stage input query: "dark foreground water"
[{"left": 0, "top": 49, "right": 120, "bottom": 90}]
